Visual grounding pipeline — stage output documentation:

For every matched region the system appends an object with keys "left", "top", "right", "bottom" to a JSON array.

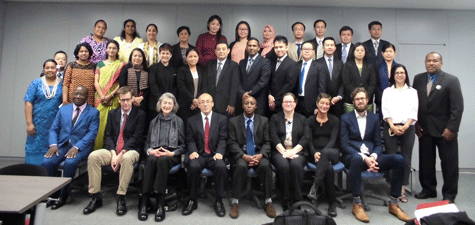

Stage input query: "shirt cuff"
[
  {"left": 73, "top": 146, "right": 79, "bottom": 151},
  {"left": 358, "top": 153, "right": 367, "bottom": 161},
  {"left": 370, "top": 153, "right": 378, "bottom": 160},
  {"left": 49, "top": 144, "right": 57, "bottom": 148},
  {"left": 337, "top": 95, "right": 342, "bottom": 100},
  {"left": 147, "top": 148, "right": 153, "bottom": 155}
]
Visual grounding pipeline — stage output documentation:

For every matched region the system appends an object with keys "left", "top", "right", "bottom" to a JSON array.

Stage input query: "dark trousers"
[
  {"left": 313, "top": 148, "right": 340, "bottom": 203},
  {"left": 343, "top": 153, "right": 405, "bottom": 198},
  {"left": 418, "top": 134, "right": 459, "bottom": 200},
  {"left": 296, "top": 96, "right": 312, "bottom": 117},
  {"left": 383, "top": 123, "right": 415, "bottom": 186},
  {"left": 272, "top": 153, "right": 306, "bottom": 202},
  {"left": 187, "top": 155, "right": 227, "bottom": 199},
  {"left": 142, "top": 155, "right": 180, "bottom": 194},
  {"left": 232, "top": 157, "right": 273, "bottom": 199}
]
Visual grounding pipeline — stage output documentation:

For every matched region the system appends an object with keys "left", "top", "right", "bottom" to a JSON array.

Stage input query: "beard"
[{"left": 355, "top": 103, "right": 366, "bottom": 113}]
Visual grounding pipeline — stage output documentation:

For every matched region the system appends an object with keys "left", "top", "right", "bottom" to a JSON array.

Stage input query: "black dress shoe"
[
  {"left": 51, "top": 197, "right": 66, "bottom": 210},
  {"left": 182, "top": 199, "right": 197, "bottom": 215},
  {"left": 116, "top": 197, "right": 127, "bottom": 216},
  {"left": 83, "top": 198, "right": 103, "bottom": 215},
  {"left": 138, "top": 203, "right": 148, "bottom": 221},
  {"left": 415, "top": 190, "right": 437, "bottom": 199},
  {"left": 155, "top": 204, "right": 165, "bottom": 222},
  {"left": 214, "top": 200, "right": 226, "bottom": 217},
  {"left": 328, "top": 202, "right": 337, "bottom": 217}
]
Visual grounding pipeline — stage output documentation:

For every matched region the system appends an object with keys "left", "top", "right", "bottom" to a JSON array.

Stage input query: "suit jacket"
[
  {"left": 176, "top": 66, "right": 204, "bottom": 113},
  {"left": 334, "top": 43, "right": 355, "bottom": 63},
  {"left": 374, "top": 61, "right": 397, "bottom": 108},
  {"left": 316, "top": 57, "right": 344, "bottom": 98},
  {"left": 185, "top": 112, "right": 228, "bottom": 163},
  {"left": 149, "top": 62, "right": 177, "bottom": 111},
  {"left": 49, "top": 103, "right": 99, "bottom": 152},
  {"left": 340, "top": 111, "right": 382, "bottom": 157},
  {"left": 341, "top": 60, "right": 376, "bottom": 103},
  {"left": 171, "top": 42, "right": 195, "bottom": 70},
  {"left": 238, "top": 54, "right": 271, "bottom": 112},
  {"left": 204, "top": 59, "right": 239, "bottom": 114},
  {"left": 270, "top": 56, "right": 297, "bottom": 107},
  {"left": 103, "top": 106, "right": 146, "bottom": 151},
  {"left": 269, "top": 112, "right": 309, "bottom": 157},
  {"left": 287, "top": 41, "right": 303, "bottom": 62},
  {"left": 228, "top": 114, "right": 271, "bottom": 161},
  {"left": 362, "top": 39, "right": 389, "bottom": 67},
  {"left": 293, "top": 59, "right": 327, "bottom": 115},
  {"left": 413, "top": 70, "right": 464, "bottom": 137}
]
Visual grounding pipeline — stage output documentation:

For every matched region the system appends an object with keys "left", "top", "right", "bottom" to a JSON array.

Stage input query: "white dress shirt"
[
  {"left": 201, "top": 111, "right": 213, "bottom": 131},
  {"left": 299, "top": 58, "right": 313, "bottom": 96},
  {"left": 381, "top": 84, "right": 418, "bottom": 124},
  {"left": 354, "top": 110, "right": 378, "bottom": 161}
]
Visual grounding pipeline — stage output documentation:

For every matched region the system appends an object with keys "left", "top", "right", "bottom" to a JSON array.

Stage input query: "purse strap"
[{"left": 289, "top": 201, "right": 323, "bottom": 216}]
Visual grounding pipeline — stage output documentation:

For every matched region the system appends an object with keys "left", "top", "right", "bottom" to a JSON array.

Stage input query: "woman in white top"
[
  {"left": 381, "top": 64, "right": 418, "bottom": 203},
  {"left": 138, "top": 24, "right": 163, "bottom": 66},
  {"left": 114, "top": 19, "right": 143, "bottom": 62}
]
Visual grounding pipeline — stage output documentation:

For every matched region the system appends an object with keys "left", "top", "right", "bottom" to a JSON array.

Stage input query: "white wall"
[{"left": 0, "top": 3, "right": 473, "bottom": 169}]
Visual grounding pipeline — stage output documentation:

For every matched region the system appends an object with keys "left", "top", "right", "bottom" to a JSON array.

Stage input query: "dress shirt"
[
  {"left": 299, "top": 58, "right": 313, "bottom": 96},
  {"left": 381, "top": 84, "right": 418, "bottom": 125},
  {"left": 120, "top": 109, "right": 132, "bottom": 130},
  {"left": 217, "top": 58, "right": 227, "bottom": 70},
  {"left": 316, "top": 37, "right": 324, "bottom": 59},
  {"left": 354, "top": 110, "right": 378, "bottom": 161},
  {"left": 285, "top": 119, "right": 293, "bottom": 140},
  {"left": 244, "top": 114, "right": 255, "bottom": 148},
  {"left": 371, "top": 38, "right": 380, "bottom": 54},
  {"left": 342, "top": 43, "right": 351, "bottom": 57},
  {"left": 72, "top": 103, "right": 87, "bottom": 125},
  {"left": 324, "top": 55, "right": 334, "bottom": 78},
  {"left": 247, "top": 54, "right": 259, "bottom": 70},
  {"left": 276, "top": 54, "right": 287, "bottom": 70},
  {"left": 201, "top": 111, "right": 213, "bottom": 131}
]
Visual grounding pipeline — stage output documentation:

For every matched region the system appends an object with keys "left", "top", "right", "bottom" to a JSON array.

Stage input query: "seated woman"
[
  {"left": 139, "top": 92, "right": 185, "bottom": 222},
  {"left": 307, "top": 93, "right": 340, "bottom": 217},
  {"left": 270, "top": 93, "right": 309, "bottom": 211}
]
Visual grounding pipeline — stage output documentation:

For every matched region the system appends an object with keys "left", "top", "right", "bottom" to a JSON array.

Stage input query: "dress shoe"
[
  {"left": 182, "top": 199, "right": 197, "bottom": 215},
  {"left": 155, "top": 204, "right": 165, "bottom": 222},
  {"left": 389, "top": 203, "right": 411, "bottom": 222},
  {"left": 282, "top": 201, "right": 291, "bottom": 212},
  {"left": 352, "top": 203, "right": 369, "bottom": 223},
  {"left": 229, "top": 203, "right": 239, "bottom": 219},
  {"left": 116, "top": 197, "right": 127, "bottom": 216},
  {"left": 83, "top": 198, "right": 102, "bottom": 215},
  {"left": 138, "top": 203, "right": 148, "bottom": 221},
  {"left": 415, "top": 190, "right": 437, "bottom": 199},
  {"left": 214, "top": 200, "right": 226, "bottom": 217},
  {"left": 264, "top": 202, "right": 276, "bottom": 218},
  {"left": 307, "top": 183, "right": 317, "bottom": 199},
  {"left": 327, "top": 202, "right": 337, "bottom": 217},
  {"left": 51, "top": 197, "right": 66, "bottom": 210}
]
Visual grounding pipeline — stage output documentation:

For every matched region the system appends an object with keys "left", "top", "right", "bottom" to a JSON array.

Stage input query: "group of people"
[{"left": 23, "top": 15, "right": 464, "bottom": 223}]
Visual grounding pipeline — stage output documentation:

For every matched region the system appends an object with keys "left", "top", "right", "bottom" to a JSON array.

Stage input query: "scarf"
[
  {"left": 94, "top": 60, "right": 123, "bottom": 107},
  {"left": 260, "top": 25, "right": 276, "bottom": 57},
  {"left": 149, "top": 112, "right": 179, "bottom": 149},
  {"left": 143, "top": 41, "right": 159, "bottom": 65},
  {"left": 127, "top": 65, "right": 148, "bottom": 97}
]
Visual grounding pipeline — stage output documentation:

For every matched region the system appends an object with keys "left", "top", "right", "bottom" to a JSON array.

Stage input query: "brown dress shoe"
[
  {"left": 229, "top": 203, "right": 239, "bottom": 219},
  {"left": 352, "top": 203, "right": 369, "bottom": 223},
  {"left": 389, "top": 203, "right": 411, "bottom": 222},
  {"left": 264, "top": 202, "right": 276, "bottom": 218}
]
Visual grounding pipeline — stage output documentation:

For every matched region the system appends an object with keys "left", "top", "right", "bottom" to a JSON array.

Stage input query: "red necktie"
[
  {"left": 204, "top": 117, "right": 211, "bottom": 154},
  {"left": 116, "top": 113, "right": 128, "bottom": 154}
]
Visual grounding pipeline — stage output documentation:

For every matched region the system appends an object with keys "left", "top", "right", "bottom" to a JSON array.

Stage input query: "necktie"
[
  {"left": 275, "top": 59, "right": 281, "bottom": 71},
  {"left": 116, "top": 113, "right": 128, "bottom": 154},
  {"left": 299, "top": 62, "right": 307, "bottom": 95},
  {"left": 328, "top": 58, "right": 333, "bottom": 80},
  {"left": 216, "top": 62, "right": 222, "bottom": 86},
  {"left": 296, "top": 43, "right": 302, "bottom": 58},
  {"left": 342, "top": 44, "right": 348, "bottom": 63},
  {"left": 427, "top": 75, "right": 434, "bottom": 96},
  {"left": 246, "top": 119, "right": 255, "bottom": 156},
  {"left": 374, "top": 41, "right": 379, "bottom": 56},
  {"left": 72, "top": 107, "right": 80, "bottom": 126},
  {"left": 246, "top": 58, "right": 254, "bottom": 73},
  {"left": 204, "top": 117, "right": 211, "bottom": 154},
  {"left": 317, "top": 41, "right": 323, "bottom": 59}
]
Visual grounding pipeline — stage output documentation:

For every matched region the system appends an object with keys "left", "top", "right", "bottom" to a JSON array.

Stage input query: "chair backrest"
[{"left": 0, "top": 163, "right": 48, "bottom": 176}]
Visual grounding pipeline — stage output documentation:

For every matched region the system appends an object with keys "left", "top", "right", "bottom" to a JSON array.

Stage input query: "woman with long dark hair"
[
  {"left": 114, "top": 19, "right": 143, "bottom": 62},
  {"left": 196, "top": 15, "right": 227, "bottom": 67},
  {"left": 229, "top": 21, "right": 251, "bottom": 63},
  {"left": 176, "top": 48, "right": 204, "bottom": 120}
]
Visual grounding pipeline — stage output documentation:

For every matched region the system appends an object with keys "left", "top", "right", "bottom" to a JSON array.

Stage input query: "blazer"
[
  {"left": 287, "top": 41, "right": 303, "bottom": 62},
  {"left": 103, "top": 106, "right": 146, "bottom": 151},
  {"left": 269, "top": 112, "right": 309, "bottom": 157},
  {"left": 340, "top": 111, "right": 382, "bottom": 157},
  {"left": 362, "top": 39, "right": 389, "bottom": 67},
  {"left": 413, "top": 70, "right": 464, "bottom": 137},
  {"left": 293, "top": 59, "right": 327, "bottom": 115},
  {"left": 203, "top": 59, "right": 239, "bottom": 114},
  {"left": 148, "top": 62, "right": 177, "bottom": 111},
  {"left": 228, "top": 114, "right": 271, "bottom": 161},
  {"left": 171, "top": 42, "right": 195, "bottom": 70},
  {"left": 185, "top": 112, "right": 228, "bottom": 163},
  {"left": 334, "top": 43, "right": 355, "bottom": 63},
  {"left": 49, "top": 103, "right": 99, "bottom": 152},
  {"left": 238, "top": 54, "right": 271, "bottom": 111},
  {"left": 341, "top": 60, "right": 376, "bottom": 103},
  {"left": 316, "top": 57, "right": 344, "bottom": 98},
  {"left": 176, "top": 66, "right": 204, "bottom": 112},
  {"left": 269, "top": 56, "right": 297, "bottom": 107}
]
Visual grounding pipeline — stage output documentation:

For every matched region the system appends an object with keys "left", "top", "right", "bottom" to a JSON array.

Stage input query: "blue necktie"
[
  {"left": 342, "top": 44, "right": 347, "bottom": 63},
  {"left": 296, "top": 43, "right": 302, "bottom": 58},
  {"left": 246, "top": 119, "right": 255, "bottom": 156},
  {"left": 299, "top": 62, "right": 307, "bottom": 95}
]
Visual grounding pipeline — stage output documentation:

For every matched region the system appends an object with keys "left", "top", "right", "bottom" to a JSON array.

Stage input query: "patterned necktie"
[
  {"left": 72, "top": 107, "right": 80, "bottom": 126},
  {"left": 246, "top": 58, "right": 254, "bottom": 73},
  {"left": 374, "top": 41, "right": 379, "bottom": 56},
  {"left": 204, "top": 117, "right": 211, "bottom": 154},
  {"left": 296, "top": 43, "right": 302, "bottom": 58},
  {"left": 317, "top": 41, "right": 323, "bottom": 59},
  {"left": 342, "top": 44, "right": 348, "bottom": 63},
  {"left": 216, "top": 62, "right": 222, "bottom": 86},
  {"left": 116, "top": 113, "right": 128, "bottom": 154},
  {"left": 427, "top": 75, "right": 434, "bottom": 96},
  {"left": 299, "top": 62, "right": 307, "bottom": 95},
  {"left": 275, "top": 59, "right": 281, "bottom": 71},
  {"left": 328, "top": 58, "right": 333, "bottom": 80},
  {"left": 246, "top": 119, "right": 255, "bottom": 156}
]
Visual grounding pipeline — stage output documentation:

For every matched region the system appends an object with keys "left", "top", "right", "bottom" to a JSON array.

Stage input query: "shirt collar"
[
  {"left": 316, "top": 37, "right": 324, "bottom": 43},
  {"left": 73, "top": 103, "right": 87, "bottom": 112},
  {"left": 390, "top": 84, "right": 409, "bottom": 90},
  {"left": 217, "top": 58, "right": 227, "bottom": 65},
  {"left": 354, "top": 110, "right": 367, "bottom": 119},
  {"left": 244, "top": 113, "right": 255, "bottom": 122},
  {"left": 249, "top": 54, "right": 258, "bottom": 61},
  {"left": 278, "top": 54, "right": 287, "bottom": 61},
  {"left": 324, "top": 54, "right": 333, "bottom": 61},
  {"left": 201, "top": 111, "right": 213, "bottom": 120},
  {"left": 121, "top": 108, "right": 131, "bottom": 117},
  {"left": 303, "top": 58, "right": 313, "bottom": 64},
  {"left": 371, "top": 38, "right": 380, "bottom": 44}
]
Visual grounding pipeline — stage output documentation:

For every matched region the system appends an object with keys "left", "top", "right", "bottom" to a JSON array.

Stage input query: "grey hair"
[{"left": 156, "top": 92, "right": 179, "bottom": 113}]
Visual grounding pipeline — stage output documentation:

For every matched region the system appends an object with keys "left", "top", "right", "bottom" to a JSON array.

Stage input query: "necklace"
[
  {"left": 316, "top": 113, "right": 328, "bottom": 127},
  {"left": 41, "top": 76, "right": 60, "bottom": 99}
]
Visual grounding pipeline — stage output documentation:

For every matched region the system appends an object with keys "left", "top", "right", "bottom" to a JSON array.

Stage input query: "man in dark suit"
[
  {"left": 204, "top": 41, "right": 239, "bottom": 116},
  {"left": 83, "top": 86, "right": 145, "bottom": 216},
  {"left": 334, "top": 26, "right": 355, "bottom": 64},
  {"left": 183, "top": 93, "right": 228, "bottom": 217},
  {"left": 316, "top": 37, "right": 344, "bottom": 118},
  {"left": 228, "top": 95, "right": 276, "bottom": 219},
  {"left": 340, "top": 87, "right": 410, "bottom": 223},
  {"left": 413, "top": 52, "right": 464, "bottom": 203},
  {"left": 306, "top": 19, "right": 326, "bottom": 60},
  {"left": 363, "top": 21, "right": 389, "bottom": 66},
  {"left": 238, "top": 37, "right": 271, "bottom": 115},
  {"left": 268, "top": 35, "right": 297, "bottom": 115},
  {"left": 42, "top": 86, "right": 99, "bottom": 209},
  {"left": 293, "top": 41, "right": 326, "bottom": 117}
]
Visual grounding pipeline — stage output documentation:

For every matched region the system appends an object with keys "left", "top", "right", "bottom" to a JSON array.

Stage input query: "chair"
[
  {"left": 304, "top": 162, "right": 345, "bottom": 209},
  {"left": 238, "top": 168, "right": 265, "bottom": 208},
  {"left": 56, "top": 159, "right": 88, "bottom": 194},
  {"left": 198, "top": 168, "right": 216, "bottom": 200},
  {"left": 340, "top": 168, "right": 388, "bottom": 211}
]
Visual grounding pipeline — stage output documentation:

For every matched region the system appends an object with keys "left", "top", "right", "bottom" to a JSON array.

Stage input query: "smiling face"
[
  {"left": 186, "top": 50, "right": 199, "bottom": 66},
  {"left": 131, "top": 50, "right": 143, "bottom": 66},
  {"left": 72, "top": 86, "right": 88, "bottom": 106},
  {"left": 215, "top": 43, "right": 229, "bottom": 60},
  {"left": 106, "top": 43, "right": 118, "bottom": 59},
  {"left": 160, "top": 49, "right": 171, "bottom": 64},
  {"left": 301, "top": 42, "right": 314, "bottom": 61},
  {"left": 77, "top": 46, "right": 90, "bottom": 61},
  {"left": 94, "top": 21, "right": 107, "bottom": 39},
  {"left": 44, "top": 61, "right": 58, "bottom": 79},
  {"left": 179, "top": 29, "right": 190, "bottom": 43},
  {"left": 160, "top": 96, "right": 174, "bottom": 115},
  {"left": 124, "top": 21, "right": 136, "bottom": 36},
  {"left": 382, "top": 46, "right": 395, "bottom": 62},
  {"left": 425, "top": 53, "right": 443, "bottom": 74},
  {"left": 198, "top": 94, "right": 214, "bottom": 115},
  {"left": 317, "top": 97, "right": 331, "bottom": 114},
  {"left": 354, "top": 45, "right": 366, "bottom": 60},
  {"left": 263, "top": 26, "right": 273, "bottom": 40},
  {"left": 246, "top": 40, "right": 259, "bottom": 57},
  {"left": 119, "top": 92, "right": 133, "bottom": 113},
  {"left": 394, "top": 67, "right": 407, "bottom": 86},
  {"left": 238, "top": 23, "right": 249, "bottom": 39},
  {"left": 323, "top": 39, "right": 336, "bottom": 56},
  {"left": 146, "top": 25, "right": 157, "bottom": 42},
  {"left": 208, "top": 19, "right": 221, "bottom": 35},
  {"left": 314, "top": 21, "right": 326, "bottom": 38},
  {"left": 340, "top": 30, "right": 352, "bottom": 44},
  {"left": 292, "top": 23, "right": 305, "bottom": 40},
  {"left": 54, "top": 53, "right": 67, "bottom": 68},
  {"left": 282, "top": 95, "right": 296, "bottom": 113},
  {"left": 273, "top": 41, "right": 287, "bottom": 58}
]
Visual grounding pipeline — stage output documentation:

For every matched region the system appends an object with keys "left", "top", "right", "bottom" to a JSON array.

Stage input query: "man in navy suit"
[
  {"left": 340, "top": 87, "right": 409, "bottom": 223},
  {"left": 42, "top": 86, "right": 99, "bottom": 209},
  {"left": 362, "top": 21, "right": 389, "bottom": 66},
  {"left": 183, "top": 93, "right": 228, "bottom": 217}
]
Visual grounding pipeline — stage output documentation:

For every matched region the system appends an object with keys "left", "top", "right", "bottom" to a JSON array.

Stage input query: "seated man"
[
  {"left": 83, "top": 86, "right": 145, "bottom": 215},
  {"left": 340, "top": 87, "right": 410, "bottom": 223},
  {"left": 183, "top": 93, "right": 228, "bottom": 217},
  {"left": 42, "top": 86, "right": 99, "bottom": 209},
  {"left": 228, "top": 95, "right": 276, "bottom": 219}
]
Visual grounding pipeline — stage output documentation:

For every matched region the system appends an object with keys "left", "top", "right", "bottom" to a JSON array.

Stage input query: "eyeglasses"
[
  {"left": 354, "top": 97, "right": 366, "bottom": 102},
  {"left": 239, "top": 28, "right": 248, "bottom": 32},
  {"left": 283, "top": 101, "right": 296, "bottom": 104},
  {"left": 395, "top": 71, "right": 406, "bottom": 75},
  {"left": 302, "top": 48, "right": 313, "bottom": 51},
  {"left": 119, "top": 98, "right": 133, "bottom": 103}
]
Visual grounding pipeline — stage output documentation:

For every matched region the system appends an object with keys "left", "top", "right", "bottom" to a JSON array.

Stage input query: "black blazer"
[
  {"left": 103, "top": 106, "right": 146, "bottom": 151},
  {"left": 238, "top": 54, "right": 271, "bottom": 113},
  {"left": 292, "top": 59, "right": 326, "bottom": 115},
  {"left": 269, "top": 56, "right": 297, "bottom": 107},
  {"left": 362, "top": 39, "right": 389, "bottom": 67},
  {"left": 316, "top": 57, "right": 344, "bottom": 98},
  {"left": 228, "top": 114, "right": 271, "bottom": 161},
  {"left": 185, "top": 112, "right": 228, "bottom": 164},
  {"left": 341, "top": 60, "right": 376, "bottom": 103},
  {"left": 148, "top": 62, "right": 177, "bottom": 111},
  {"left": 413, "top": 70, "right": 464, "bottom": 137},
  {"left": 269, "top": 112, "right": 309, "bottom": 157},
  {"left": 203, "top": 59, "right": 239, "bottom": 114},
  {"left": 334, "top": 43, "right": 355, "bottom": 62},
  {"left": 176, "top": 66, "right": 204, "bottom": 118},
  {"left": 171, "top": 42, "right": 195, "bottom": 71}
]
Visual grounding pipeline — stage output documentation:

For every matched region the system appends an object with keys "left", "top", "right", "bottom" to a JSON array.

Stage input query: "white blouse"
[{"left": 381, "top": 84, "right": 418, "bottom": 125}]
